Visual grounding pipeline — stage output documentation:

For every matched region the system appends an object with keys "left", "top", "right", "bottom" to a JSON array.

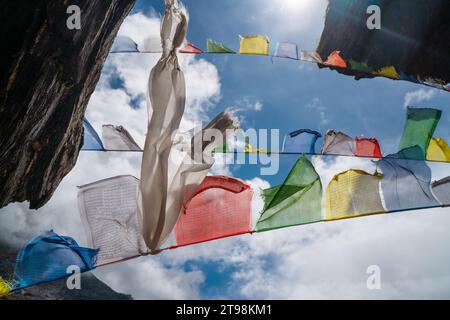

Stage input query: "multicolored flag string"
[
  {"left": 80, "top": 106, "right": 450, "bottom": 164},
  {"left": 110, "top": 35, "right": 450, "bottom": 92}
]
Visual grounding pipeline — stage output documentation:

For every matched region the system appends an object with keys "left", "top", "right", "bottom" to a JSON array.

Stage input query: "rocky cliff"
[
  {"left": 0, "top": 0, "right": 136, "bottom": 209},
  {"left": 316, "top": 0, "right": 450, "bottom": 82}
]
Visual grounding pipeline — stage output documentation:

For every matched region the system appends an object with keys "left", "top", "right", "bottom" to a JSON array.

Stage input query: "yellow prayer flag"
[
  {"left": 373, "top": 66, "right": 400, "bottom": 79},
  {"left": 427, "top": 137, "right": 450, "bottom": 162},
  {"left": 325, "top": 169, "right": 385, "bottom": 220},
  {"left": 239, "top": 35, "right": 269, "bottom": 55},
  {"left": 0, "top": 277, "right": 12, "bottom": 297}
]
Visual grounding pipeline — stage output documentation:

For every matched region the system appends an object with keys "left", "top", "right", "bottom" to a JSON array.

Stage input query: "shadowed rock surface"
[
  {"left": 316, "top": 0, "right": 450, "bottom": 82},
  {"left": 0, "top": 244, "right": 132, "bottom": 300},
  {"left": 0, "top": 0, "right": 136, "bottom": 209}
]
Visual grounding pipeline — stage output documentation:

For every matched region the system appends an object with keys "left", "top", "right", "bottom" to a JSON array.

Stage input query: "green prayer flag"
[
  {"left": 399, "top": 107, "right": 442, "bottom": 159},
  {"left": 206, "top": 39, "right": 235, "bottom": 54},
  {"left": 349, "top": 59, "right": 373, "bottom": 73},
  {"left": 256, "top": 155, "right": 323, "bottom": 232}
]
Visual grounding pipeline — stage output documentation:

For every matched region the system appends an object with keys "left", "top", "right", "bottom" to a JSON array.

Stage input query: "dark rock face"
[
  {"left": 316, "top": 0, "right": 450, "bottom": 82},
  {"left": 0, "top": 0, "right": 136, "bottom": 209},
  {"left": 0, "top": 245, "right": 132, "bottom": 300}
]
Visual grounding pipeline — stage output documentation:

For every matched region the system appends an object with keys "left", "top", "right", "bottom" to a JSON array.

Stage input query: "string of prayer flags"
[
  {"left": 206, "top": 39, "right": 235, "bottom": 53},
  {"left": 82, "top": 117, "right": 105, "bottom": 151},
  {"left": 325, "top": 169, "right": 385, "bottom": 220},
  {"left": 282, "top": 129, "right": 322, "bottom": 154},
  {"left": 256, "top": 155, "right": 322, "bottom": 232},
  {"left": 239, "top": 35, "right": 270, "bottom": 55}
]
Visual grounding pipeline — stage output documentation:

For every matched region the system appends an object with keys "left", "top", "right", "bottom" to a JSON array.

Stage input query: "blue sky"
[{"left": 2, "top": 0, "right": 450, "bottom": 299}]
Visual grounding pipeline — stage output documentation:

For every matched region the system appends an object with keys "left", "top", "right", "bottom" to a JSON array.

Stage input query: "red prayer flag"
[
  {"left": 324, "top": 50, "right": 347, "bottom": 68},
  {"left": 355, "top": 138, "right": 382, "bottom": 158},
  {"left": 174, "top": 176, "right": 253, "bottom": 247},
  {"left": 179, "top": 41, "right": 203, "bottom": 54}
]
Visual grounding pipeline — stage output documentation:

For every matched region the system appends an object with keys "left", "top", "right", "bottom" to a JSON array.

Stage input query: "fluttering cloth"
[
  {"left": 282, "top": 129, "right": 322, "bottom": 154},
  {"left": 398, "top": 107, "right": 442, "bottom": 159},
  {"left": 325, "top": 169, "right": 385, "bottom": 220},
  {"left": 174, "top": 176, "right": 253, "bottom": 247},
  {"left": 179, "top": 40, "right": 203, "bottom": 54},
  {"left": 323, "top": 51, "right": 347, "bottom": 68},
  {"left": 140, "top": 0, "right": 189, "bottom": 251},
  {"left": 355, "top": 137, "right": 383, "bottom": 158},
  {"left": 206, "top": 38, "right": 235, "bottom": 53},
  {"left": 256, "top": 155, "right": 322, "bottom": 232},
  {"left": 321, "top": 130, "right": 355, "bottom": 156},
  {"left": 78, "top": 175, "right": 148, "bottom": 264},
  {"left": 427, "top": 138, "right": 450, "bottom": 162},
  {"left": 111, "top": 35, "right": 140, "bottom": 53},
  {"left": 239, "top": 35, "right": 269, "bottom": 55},
  {"left": 82, "top": 117, "right": 104, "bottom": 151},
  {"left": 13, "top": 230, "right": 98, "bottom": 290},
  {"left": 274, "top": 42, "right": 299, "bottom": 60},
  {"left": 102, "top": 124, "right": 142, "bottom": 151},
  {"left": 300, "top": 51, "right": 323, "bottom": 64},
  {"left": 377, "top": 148, "right": 440, "bottom": 212}
]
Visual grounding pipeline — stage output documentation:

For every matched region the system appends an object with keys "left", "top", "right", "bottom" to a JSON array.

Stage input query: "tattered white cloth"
[
  {"left": 102, "top": 124, "right": 142, "bottom": 151},
  {"left": 77, "top": 175, "right": 148, "bottom": 265},
  {"left": 321, "top": 130, "right": 355, "bottom": 156},
  {"left": 139, "top": 0, "right": 189, "bottom": 251}
]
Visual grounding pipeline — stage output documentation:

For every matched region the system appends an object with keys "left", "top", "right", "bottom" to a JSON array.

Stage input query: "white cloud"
[
  {"left": 403, "top": 88, "right": 438, "bottom": 108},
  {"left": 307, "top": 97, "right": 329, "bottom": 128}
]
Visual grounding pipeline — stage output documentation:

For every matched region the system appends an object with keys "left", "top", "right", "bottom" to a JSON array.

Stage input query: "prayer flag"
[
  {"left": 82, "top": 117, "right": 104, "bottom": 151},
  {"left": 102, "top": 124, "right": 141, "bottom": 151},
  {"left": 282, "top": 129, "right": 322, "bottom": 154},
  {"left": 239, "top": 35, "right": 270, "bottom": 55},
  {"left": 13, "top": 231, "right": 98, "bottom": 290},
  {"left": 206, "top": 39, "right": 235, "bottom": 54},
  {"left": 323, "top": 50, "right": 347, "bottom": 68},
  {"left": 274, "top": 42, "right": 298, "bottom": 60},
  {"left": 321, "top": 130, "right": 355, "bottom": 156},
  {"left": 174, "top": 176, "right": 253, "bottom": 246},
  {"left": 355, "top": 137, "right": 382, "bottom": 158},
  {"left": 427, "top": 138, "right": 450, "bottom": 162},
  {"left": 256, "top": 155, "right": 322, "bottom": 232},
  {"left": 399, "top": 107, "right": 442, "bottom": 159},
  {"left": 325, "top": 169, "right": 385, "bottom": 220}
]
